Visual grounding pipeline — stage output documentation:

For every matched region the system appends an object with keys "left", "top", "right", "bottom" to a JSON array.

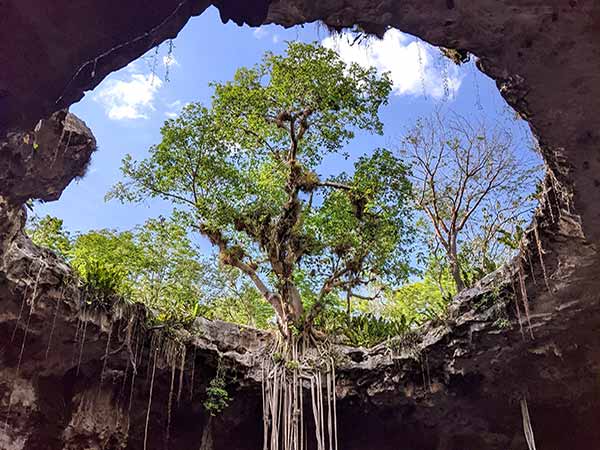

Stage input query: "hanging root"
[
  {"left": 510, "top": 277, "right": 525, "bottom": 339},
  {"left": 126, "top": 332, "right": 144, "bottom": 439},
  {"left": 548, "top": 169, "right": 565, "bottom": 217},
  {"left": 262, "top": 336, "right": 338, "bottom": 450},
  {"left": 177, "top": 344, "right": 186, "bottom": 405},
  {"left": 517, "top": 260, "right": 535, "bottom": 339},
  {"left": 45, "top": 287, "right": 63, "bottom": 360},
  {"left": 5, "top": 265, "right": 45, "bottom": 432},
  {"left": 189, "top": 346, "right": 196, "bottom": 402},
  {"left": 139, "top": 329, "right": 187, "bottom": 450},
  {"left": 533, "top": 226, "right": 552, "bottom": 294},
  {"left": 544, "top": 186, "right": 556, "bottom": 224},
  {"left": 526, "top": 251, "right": 537, "bottom": 287},
  {"left": 99, "top": 322, "right": 114, "bottom": 391},
  {"left": 71, "top": 315, "right": 83, "bottom": 366},
  {"left": 520, "top": 398, "right": 538, "bottom": 450},
  {"left": 165, "top": 364, "right": 176, "bottom": 450},
  {"left": 76, "top": 316, "right": 89, "bottom": 376},
  {"left": 144, "top": 347, "right": 158, "bottom": 450},
  {"left": 16, "top": 263, "right": 47, "bottom": 378},
  {"left": 199, "top": 416, "right": 214, "bottom": 450},
  {"left": 10, "top": 281, "right": 30, "bottom": 343}
]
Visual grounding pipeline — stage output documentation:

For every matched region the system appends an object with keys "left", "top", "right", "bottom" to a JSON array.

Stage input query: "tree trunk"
[
  {"left": 448, "top": 235, "right": 465, "bottom": 292},
  {"left": 450, "top": 257, "right": 465, "bottom": 292},
  {"left": 286, "top": 284, "right": 304, "bottom": 323}
]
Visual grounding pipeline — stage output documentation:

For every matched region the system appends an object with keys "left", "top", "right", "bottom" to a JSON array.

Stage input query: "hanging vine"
[
  {"left": 520, "top": 398, "right": 538, "bottom": 450},
  {"left": 262, "top": 335, "right": 338, "bottom": 450}
]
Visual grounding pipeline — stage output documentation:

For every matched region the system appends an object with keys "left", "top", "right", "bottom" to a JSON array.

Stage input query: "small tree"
[
  {"left": 109, "top": 42, "right": 413, "bottom": 338},
  {"left": 28, "top": 215, "right": 72, "bottom": 258},
  {"left": 401, "top": 113, "right": 539, "bottom": 292},
  {"left": 28, "top": 215, "right": 206, "bottom": 325}
]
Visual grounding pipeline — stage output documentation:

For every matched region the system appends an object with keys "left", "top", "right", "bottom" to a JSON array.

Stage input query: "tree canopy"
[
  {"left": 108, "top": 42, "right": 413, "bottom": 337},
  {"left": 28, "top": 216, "right": 206, "bottom": 326},
  {"left": 27, "top": 42, "right": 542, "bottom": 349},
  {"left": 400, "top": 113, "right": 540, "bottom": 291}
]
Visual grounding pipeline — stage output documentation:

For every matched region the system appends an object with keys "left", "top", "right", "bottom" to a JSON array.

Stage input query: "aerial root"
[
  {"left": 76, "top": 316, "right": 89, "bottom": 376},
  {"left": 510, "top": 276, "right": 525, "bottom": 339},
  {"left": 262, "top": 337, "right": 337, "bottom": 450},
  {"left": 520, "top": 398, "right": 538, "bottom": 450},
  {"left": 45, "top": 287, "right": 64, "bottom": 360},
  {"left": 144, "top": 347, "right": 158, "bottom": 450},
  {"left": 190, "top": 346, "right": 197, "bottom": 401},
  {"left": 165, "top": 363, "right": 176, "bottom": 449},
  {"left": 177, "top": 344, "right": 186, "bottom": 405},
  {"left": 517, "top": 261, "right": 535, "bottom": 339},
  {"left": 99, "top": 322, "right": 114, "bottom": 391},
  {"left": 533, "top": 225, "right": 552, "bottom": 294}
]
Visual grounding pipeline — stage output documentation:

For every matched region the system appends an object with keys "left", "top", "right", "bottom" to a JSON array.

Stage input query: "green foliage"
[
  {"left": 129, "top": 218, "right": 206, "bottom": 326},
  {"left": 79, "top": 260, "right": 126, "bottom": 310},
  {"left": 285, "top": 359, "right": 300, "bottom": 370},
  {"left": 28, "top": 215, "right": 72, "bottom": 258},
  {"left": 496, "top": 224, "right": 525, "bottom": 251},
  {"left": 492, "top": 317, "right": 511, "bottom": 329},
  {"left": 200, "top": 264, "right": 275, "bottom": 329},
  {"left": 28, "top": 215, "right": 205, "bottom": 328},
  {"left": 383, "top": 277, "right": 452, "bottom": 324},
  {"left": 70, "top": 229, "right": 137, "bottom": 297},
  {"left": 311, "top": 292, "right": 416, "bottom": 348},
  {"left": 341, "top": 313, "right": 413, "bottom": 347},
  {"left": 203, "top": 373, "right": 231, "bottom": 416},
  {"left": 304, "top": 148, "right": 413, "bottom": 287},
  {"left": 25, "top": 43, "right": 533, "bottom": 341},
  {"left": 108, "top": 41, "right": 412, "bottom": 330},
  {"left": 210, "top": 42, "right": 391, "bottom": 159}
]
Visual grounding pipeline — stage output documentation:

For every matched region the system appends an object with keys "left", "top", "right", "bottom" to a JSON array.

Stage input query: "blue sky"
[{"left": 33, "top": 6, "right": 536, "bottom": 253}]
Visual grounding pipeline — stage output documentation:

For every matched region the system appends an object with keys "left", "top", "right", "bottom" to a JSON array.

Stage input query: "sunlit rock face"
[{"left": 1, "top": 0, "right": 600, "bottom": 449}]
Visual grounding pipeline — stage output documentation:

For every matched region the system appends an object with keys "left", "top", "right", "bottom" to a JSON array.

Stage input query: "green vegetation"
[
  {"left": 107, "top": 42, "right": 412, "bottom": 339},
  {"left": 28, "top": 215, "right": 72, "bottom": 258},
  {"left": 203, "top": 371, "right": 231, "bottom": 416},
  {"left": 27, "top": 42, "right": 540, "bottom": 347},
  {"left": 402, "top": 113, "right": 539, "bottom": 291},
  {"left": 28, "top": 216, "right": 205, "bottom": 326},
  {"left": 342, "top": 314, "right": 412, "bottom": 348}
]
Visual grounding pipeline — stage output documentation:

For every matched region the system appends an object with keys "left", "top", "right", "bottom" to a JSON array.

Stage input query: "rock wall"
[
  {"left": 2, "top": 1, "right": 600, "bottom": 449},
  {"left": 2, "top": 1, "right": 600, "bottom": 244},
  {"left": 1, "top": 199, "right": 600, "bottom": 449}
]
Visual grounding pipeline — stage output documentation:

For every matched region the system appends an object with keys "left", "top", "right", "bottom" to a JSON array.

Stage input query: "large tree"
[
  {"left": 401, "top": 113, "right": 539, "bottom": 291},
  {"left": 109, "top": 42, "right": 413, "bottom": 337}
]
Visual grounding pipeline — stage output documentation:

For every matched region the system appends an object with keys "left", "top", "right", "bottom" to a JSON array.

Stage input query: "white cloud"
[
  {"left": 163, "top": 54, "right": 179, "bottom": 68},
  {"left": 322, "top": 29, "right": 462, "bottom": 99},
  {"left": 164, "top": 100, "right": 186, "bottom": 119},
  {"left": 126, "top": 62, "right": 138, "bottom": 73},
  {"left": 253, "top": 27, "right": 269, "bottom": 39},
  {"left": 253, "top": 25, "right": 281, "bottom": 45},
  {"left": 94, "top": 73, "right": 163, "bottom": 120}
]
